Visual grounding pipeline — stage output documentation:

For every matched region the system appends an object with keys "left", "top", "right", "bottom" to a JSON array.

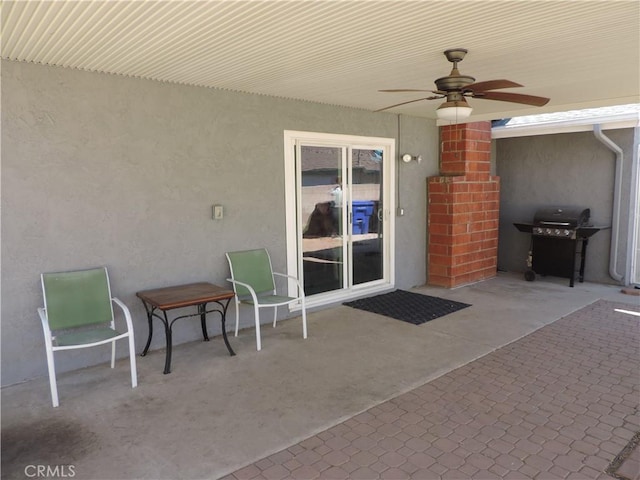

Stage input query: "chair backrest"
[
  {"left": 41, "top": 267, "right": 114, "bottom": 330},
  {"left": 226, "top": 249, "right": 276, "bottom": 297}
]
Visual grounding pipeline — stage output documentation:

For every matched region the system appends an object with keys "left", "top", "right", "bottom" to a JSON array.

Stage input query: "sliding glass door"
[
  {"left": 284, "top": 131, "right": 395, "bottom": 306},
  {"left": 299, "top": 145, "right": 346, "bottom": 295},
  {"left": 351, "top": 148, "right": 384, "bottom": 287}
]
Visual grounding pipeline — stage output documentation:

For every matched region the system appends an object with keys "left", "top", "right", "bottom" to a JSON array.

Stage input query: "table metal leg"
[
  {"left": 199, "top": 303, "right": 210, "bottom": 341},
  {"left": 163, "top": 311, "right": 172, "bottom": 374},
  {"left": 219, "top": 298, "right": 236, "bottom": 356},
  {"left": 139, "top": 297, "right": 236, "bottom": 374},
  {"left": 141, "top": 303, "right": 154, "bottom": 356}
]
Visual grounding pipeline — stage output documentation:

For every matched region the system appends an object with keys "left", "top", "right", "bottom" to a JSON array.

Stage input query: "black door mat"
[{"left": 344, "top": 289, "right": 471, "bottom": 325}]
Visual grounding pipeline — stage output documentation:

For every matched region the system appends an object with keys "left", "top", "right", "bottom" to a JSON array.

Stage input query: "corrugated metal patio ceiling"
[{"left": 2, "top": 0, "right": 639, "bottom": 121}]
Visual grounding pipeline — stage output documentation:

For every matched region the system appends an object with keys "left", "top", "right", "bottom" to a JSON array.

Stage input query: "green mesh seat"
[
  {"left": 226, "top": 249, "right": 307, "bottom": 351},
  {"left": 38, "top": 267, "right": 138, "bottom": 407}
]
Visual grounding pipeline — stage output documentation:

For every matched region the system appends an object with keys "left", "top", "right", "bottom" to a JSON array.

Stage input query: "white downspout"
[
  {"left": 593, "top": 125, "right": 624, "bottom": 283},
  {"left": 628, "top": 126, "right": 640, "bottom": 285}
]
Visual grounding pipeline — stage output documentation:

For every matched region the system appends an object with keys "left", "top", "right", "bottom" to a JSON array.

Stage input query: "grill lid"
[{"left": 533, "top": 207, "right": 590, "bottom": 228}]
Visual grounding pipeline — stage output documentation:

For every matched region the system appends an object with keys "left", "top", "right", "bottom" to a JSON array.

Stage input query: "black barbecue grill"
[{"left": 514, "top": 207, "right": 606, "bottom": 287}]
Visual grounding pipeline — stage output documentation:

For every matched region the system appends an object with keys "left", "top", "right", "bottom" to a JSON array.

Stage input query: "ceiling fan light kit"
[
  {"left": 436, "top": 99, "right": 473, "bottom": 121},
  {"left": 377, "top": 48, "right": 550, "bottom": 116}
]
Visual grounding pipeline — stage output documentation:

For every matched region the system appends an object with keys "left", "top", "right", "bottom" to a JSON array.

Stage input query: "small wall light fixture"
[{"left": 401, "top": 153, "right": 422, "bottom": 164}]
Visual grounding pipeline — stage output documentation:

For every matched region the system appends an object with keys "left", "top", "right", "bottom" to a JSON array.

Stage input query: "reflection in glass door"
[
  {"left": 300, "top": 145, "right": 345, "bottom": 295},
  {"left": 298, "top": 144, "right": 386, "bottom": 296},
  {"left": 351, "top": 148, "right": 383, "bottom": 286}
]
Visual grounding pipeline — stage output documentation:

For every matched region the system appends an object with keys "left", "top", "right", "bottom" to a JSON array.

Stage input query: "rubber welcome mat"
[{"left": 344, "top": 289, "right": 471, "bottom": 325}]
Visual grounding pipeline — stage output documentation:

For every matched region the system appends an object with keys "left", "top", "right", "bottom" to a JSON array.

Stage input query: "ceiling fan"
[{"left": 377, "top": 48, "right": 550, "bottom": 119}]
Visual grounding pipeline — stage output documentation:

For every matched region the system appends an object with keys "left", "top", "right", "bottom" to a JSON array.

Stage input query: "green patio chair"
[
  {"left": 226, "top": 248, "right": 307, "bottom": 351},
  {"left": 38, "top": 267, "right": 138, "bottom": 407}
]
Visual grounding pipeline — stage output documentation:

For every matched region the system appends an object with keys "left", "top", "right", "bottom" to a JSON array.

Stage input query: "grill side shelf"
[
  {"left": 513, "top": 222, "right": 533, "bottom": 233},
  {"left": 577, "top": 226, "right": 611, "bottom": 239}
]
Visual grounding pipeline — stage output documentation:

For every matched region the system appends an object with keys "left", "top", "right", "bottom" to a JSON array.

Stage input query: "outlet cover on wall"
[{"left": 213, "top": 205, "right": 224, "bottom": 219}]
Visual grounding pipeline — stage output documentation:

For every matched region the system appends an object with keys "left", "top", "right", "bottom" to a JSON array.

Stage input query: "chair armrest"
[
  {"left": 38, "top": 307, "right": 52, "bottom": 336},
  {"left": 226, "top": 278, "right": 260, "bottom": 304},
  {"left": 272, "top": 272, "right": 305, "bottom": 297},
  {"left": 111, "top": 297, "right": 135, "bottom": 333}
]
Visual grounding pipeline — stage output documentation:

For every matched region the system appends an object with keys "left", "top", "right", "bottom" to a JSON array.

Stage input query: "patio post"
[{"left": 426, "top": 121, "right": 500, "bottom": 288}]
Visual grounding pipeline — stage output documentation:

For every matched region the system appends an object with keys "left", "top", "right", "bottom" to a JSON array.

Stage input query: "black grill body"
[
  {"left": 514, "top": 207, "right": 603, "bottom": 287},
  {"left": 531, "top": 235, "right": 581, "bottom": 284}
]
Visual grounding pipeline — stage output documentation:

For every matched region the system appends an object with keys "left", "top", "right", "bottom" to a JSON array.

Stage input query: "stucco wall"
[
  {"left": 1, "top": 60, "right": 437, "bottom": 386},
  {"left": 496, "top": 129, "right": 635, "bottom": 285}
]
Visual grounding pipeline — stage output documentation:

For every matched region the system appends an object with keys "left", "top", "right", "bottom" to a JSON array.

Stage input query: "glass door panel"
[
  {"left": 300, "top": 145, "right": 345, "bottom": 295},
  {"left": 351, "top": 148, "right": 384, "bottom": 285}
]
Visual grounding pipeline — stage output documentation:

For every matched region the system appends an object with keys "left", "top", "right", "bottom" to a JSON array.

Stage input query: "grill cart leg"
[
  {"left": 578, "top": 238, "right": 589, "bottom": 283},
  {"left": 524, "top": 248, "right": 536, "bottom": 282}
]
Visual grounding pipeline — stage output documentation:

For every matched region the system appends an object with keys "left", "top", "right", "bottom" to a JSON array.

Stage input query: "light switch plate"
[{"left": 213, "top": 205, "right": 224, "bottom": 219}]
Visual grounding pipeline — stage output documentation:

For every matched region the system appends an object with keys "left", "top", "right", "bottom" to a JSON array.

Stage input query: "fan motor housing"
[{"left": 434, "top": 75, "right": 475, "bottom": 92}]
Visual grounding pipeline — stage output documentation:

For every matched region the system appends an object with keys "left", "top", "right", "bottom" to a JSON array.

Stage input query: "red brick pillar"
[{"left": 427, "top": 121, "right": 500, "bottom": 288}]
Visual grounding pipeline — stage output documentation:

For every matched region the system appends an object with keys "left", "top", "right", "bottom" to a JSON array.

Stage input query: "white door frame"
[{"left": 284, "top": 130, "right": 396, "bottom": 308}]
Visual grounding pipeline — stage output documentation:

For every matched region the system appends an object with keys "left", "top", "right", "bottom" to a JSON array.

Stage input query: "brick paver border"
[{"left": 606, "top": 431, "right": 640, "bottom": 480}]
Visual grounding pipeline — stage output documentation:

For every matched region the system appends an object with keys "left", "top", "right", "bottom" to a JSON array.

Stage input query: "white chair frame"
[
  {"left": 38, "top": 268, "right": 137, "bottom": 407},
  {"left": 226, "top": 250, "right": 307, "bottom": 351}
]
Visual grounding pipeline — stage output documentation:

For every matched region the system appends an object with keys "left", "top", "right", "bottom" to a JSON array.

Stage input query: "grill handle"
[{"left": 539, "top": 221, "right": 571, "bottom": 226}]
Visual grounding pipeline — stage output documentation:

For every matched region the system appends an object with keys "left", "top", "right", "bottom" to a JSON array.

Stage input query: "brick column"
[{"left": 427, "top": 121, "right": 500, "bottom": 288}]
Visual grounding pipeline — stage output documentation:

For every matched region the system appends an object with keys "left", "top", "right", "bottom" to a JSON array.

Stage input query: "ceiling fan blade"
[
  {"left": 473, "top": 91, "right": 550, "bottom": 106},
  {"left": 375, "top": 97, "right": 438, "bottom": 112},
  {"left": 464, "top": 79, "right": 523, "bottom": 92},
  {"left": 379, "top": 89, "right": 440, "bottom": 93}
]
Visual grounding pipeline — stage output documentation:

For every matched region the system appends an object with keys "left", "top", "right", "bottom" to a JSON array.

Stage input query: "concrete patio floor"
[{"left": 2, "top": 272, "right": 638, "bottom": 479}]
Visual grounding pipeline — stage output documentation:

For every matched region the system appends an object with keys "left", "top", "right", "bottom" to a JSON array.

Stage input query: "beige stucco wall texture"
[
  {"left": 1, "top": 60, "right": 438, "bottom": 386},
  {"left": 496, "top": 129, "right": 635, "bottom": 285}
]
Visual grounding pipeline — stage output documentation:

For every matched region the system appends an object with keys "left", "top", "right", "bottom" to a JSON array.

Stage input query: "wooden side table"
[{"left": 136, "top": 282, "right": 236, "bottom": 373}]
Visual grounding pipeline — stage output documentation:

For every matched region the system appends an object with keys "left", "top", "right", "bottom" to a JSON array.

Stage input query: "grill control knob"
[
  {"left": 563, "top": 229, "right": 571, "bottom": 236},
  {"left": 555, "top": 229, "right": 561, "bottom": 236},
  {"left": 545, "top": 228, "right": 552, "bottom": 235}
]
